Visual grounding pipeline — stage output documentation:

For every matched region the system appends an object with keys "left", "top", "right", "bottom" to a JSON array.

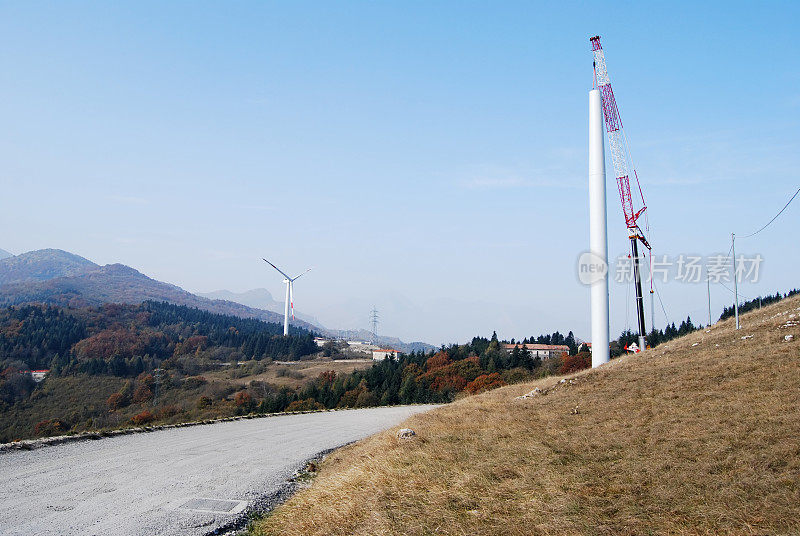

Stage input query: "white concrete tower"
[
  {"left": 589, "top": 88, "right": 610, "bottom": 367},
  {"left": 283, "top": 279, "right": 291, "bottom": 336}
]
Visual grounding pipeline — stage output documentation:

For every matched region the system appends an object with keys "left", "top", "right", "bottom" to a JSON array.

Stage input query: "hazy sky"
[{"left": 1, "top": 1, "right": 798, "bottom": 345}]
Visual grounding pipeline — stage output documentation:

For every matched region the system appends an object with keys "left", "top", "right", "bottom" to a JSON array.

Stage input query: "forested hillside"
[
  {"left": 5, "top": 288, "right": 784, "bottom": 443},
  {"left": 0, "top": 301, "right": 319, "bottom": 441},
  {"left": 0, "top": 301, "right": 316, "bottom": 375}
]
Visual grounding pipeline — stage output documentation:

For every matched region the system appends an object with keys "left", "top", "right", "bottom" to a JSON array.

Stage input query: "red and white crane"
[{"left": 590, "top": 35, "right": 652, "bottom": 351}]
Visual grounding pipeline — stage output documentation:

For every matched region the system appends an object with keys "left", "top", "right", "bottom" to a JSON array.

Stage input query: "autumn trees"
[
  {"left": 241, "top": 340, "right": 561, "bottom": 414},
  {"left": 0, "top": 301, "right": 319, "bottom": 383},
  {"left": 559, "top": 352, "right": 591, "bottom": 374}
]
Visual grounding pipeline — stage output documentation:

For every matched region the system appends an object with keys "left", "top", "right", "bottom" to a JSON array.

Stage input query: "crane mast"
[{"left": 590, "top": 35, "right": 651, "bottom": 351}]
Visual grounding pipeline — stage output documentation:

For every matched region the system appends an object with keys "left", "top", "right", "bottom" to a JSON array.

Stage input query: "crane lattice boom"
[
  {"left": 590, "top": 34, "right": 652, "bottom": 351},
  {"left": 590, "top": 36, "right": 649, "bottom": 248}
]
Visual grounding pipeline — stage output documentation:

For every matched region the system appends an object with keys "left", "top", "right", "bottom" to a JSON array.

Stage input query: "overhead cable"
[{"left": 740, "top": 187, "right": 800, "bottom": 239}]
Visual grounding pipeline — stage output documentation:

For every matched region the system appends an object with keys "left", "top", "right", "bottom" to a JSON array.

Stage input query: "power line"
[
  {"left": 723, "top": 242, "right": 734, "bottom": 263},
  {"left": 706, "top": 188, "right": 796, "bottom": 329},
  {"left": 653, "top": 280, "right": 670, "bottom": 326},
  {"left": 740, "top": 187, "right": 800, "bottom": 239},
  {"left": 712, "top": 186, "right": 799, "bottom": 330},
  {"left": 718, "top": 280, "right": 751, "bottom": 302}
]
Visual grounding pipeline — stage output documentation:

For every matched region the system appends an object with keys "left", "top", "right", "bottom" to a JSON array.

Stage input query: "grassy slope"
[
  {"left": 0, "top": 376, "right": 126, "bottom": 441},
  {"left": 254, "top": 295, "right": 800, "bottom": 536},
  {"left": 204, "top": 359, "right": 374, "bottom": 389}
]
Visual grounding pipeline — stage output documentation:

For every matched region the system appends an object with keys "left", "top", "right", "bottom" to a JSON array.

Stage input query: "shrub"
[
  {"left": 136, "top": 373, "right": 155, "bottom": 388},
  {"left": 132, "top": 384, "right": 153, "bottom": 404},
  {"left": 234, "top": 391, "right": 252, "bottom": 407},
  {"left": 106, "top": 392, "right": 125, "bottom": 411},
  {"left": 175, "top": 335, "right": 208, "bottom": 355},
  {"left": 34, "top": 419, "right": 69, "bottom": 436},
  {"left": 402, "top": 363, "right": 423, "bottom": 380},
  {"left": 157, "top": 405, "right": 181, "bottom": 419},
  {"left": 286, "top": 398, "right": 325, "bottom": 412},
  {"left": 318, "top": 370, "right": 336, "bottom": 386},
  {"left": 501, "top": 367, "right": 532, "bottom": 385},
  {"left": 276, "top": 367, "right": 304, "bottom": 380},
  {"left": 210, "top": 383, "right": 237, "bottom": 399},
  {"left": 131, "top": 410, "right": 155, "bottom": 425},
  {"left": 0, "top": 367, "right": 36, "bottom": 404},
  {"left": 337, "top": 389, "right": 360, "bottom": 408},
  {"left": 465, "top": 373, "right": 506, "bottom": 394},
  {"left": 182, "top": 376, "right": 207, "bottom": 389},
  {"left": 322, "top": 340, "right": 337, "bottom": 357},
  {"left": 559, "top": 352, "right": 591, "bottom": 374},
  {"left": 430, "top": 374, "right": 467, "bottom": 392},
  {"left": 197, "top": 395, "right": 213, "bottom": 409},
  {"left": 230, "top": 367, "right": 248, "bottom": 379},
  {"left": 449, "top": 356, "right": 482, "bottom": 382},
  {"left": 355, "top": 390, "right": 379, "bottom": 408},
  {"left": 119, "top": 380, "right": 134, "bottom": 400},
  {"left": 425, "top": 352, "right": 451, "bottom": 371}
]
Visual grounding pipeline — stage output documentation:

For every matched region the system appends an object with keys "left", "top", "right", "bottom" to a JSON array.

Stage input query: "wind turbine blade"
[
  {"left": 262, "top": 258, "right": 291, "bottom": 280},
  {"left": 291, "top": 267, "right": 313, "bottom": 281},
  {"left": 290, "top": 282, "right": 294, "bottom": 320}
]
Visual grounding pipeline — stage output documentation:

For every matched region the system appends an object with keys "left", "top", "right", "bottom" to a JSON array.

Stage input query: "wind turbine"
[{"left": 262, "top": 258, "right": 312, "bottom": 336}]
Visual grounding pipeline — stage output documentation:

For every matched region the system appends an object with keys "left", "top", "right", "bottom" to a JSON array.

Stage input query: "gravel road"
[{"left": 0, "top": 405, "right": 437, "bottom": 536}]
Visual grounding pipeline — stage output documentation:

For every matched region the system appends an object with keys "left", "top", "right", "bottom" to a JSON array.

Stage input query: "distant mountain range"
[
  {"left": 197, "top": 288, "right": 320, "bottom": 325},
  {"left": 0, "top": 249, "right": 317, "bottom": 331},
  {"left": 0, "top": 248, "right": 436, "bottom": 353},
  {"left": 0, "top": 249, "right": 95, "bottom": 285},
  {"left": 198, "top": 288, "right": 281, "bottom": 310},
  {"left": 326, "top": 328, "right": 435, "bottom": 354},
  {"left": 197, "top": 290, "right": 433, "bottom": 352}
]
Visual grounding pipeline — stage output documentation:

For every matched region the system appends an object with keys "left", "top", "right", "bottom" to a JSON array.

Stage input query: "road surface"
[{"left": 0, "top": 405, "right": 437, "bottom": 536}]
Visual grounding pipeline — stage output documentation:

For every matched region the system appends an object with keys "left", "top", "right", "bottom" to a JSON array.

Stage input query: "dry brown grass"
[{"left": 253, "top": 295, "right": 800, "bottom": 536}]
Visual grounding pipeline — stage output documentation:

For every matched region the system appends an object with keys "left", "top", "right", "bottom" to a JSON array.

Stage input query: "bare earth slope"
[{"left": 255, "top": 295, "right": 800, "bottom": 536}]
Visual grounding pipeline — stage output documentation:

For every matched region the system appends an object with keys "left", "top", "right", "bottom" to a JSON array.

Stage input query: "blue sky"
[{"left": 1, "top": 1, "right": 798, "bottom": 344}]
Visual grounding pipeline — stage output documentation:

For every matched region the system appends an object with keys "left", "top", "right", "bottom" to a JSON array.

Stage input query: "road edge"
[
  {"left": 0, "top": 405, "right": 434, "bottom": 454},
  {"left": 208, "top": 446, "right": 343, "bottom": 536}
]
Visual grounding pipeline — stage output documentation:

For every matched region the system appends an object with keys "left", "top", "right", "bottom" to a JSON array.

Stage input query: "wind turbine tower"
[
  {"left": 588, "top": 87, "right": 610, "bottom": 367},
  {"left": 262, "top": 258, "right": 312, "bottom": 336}
]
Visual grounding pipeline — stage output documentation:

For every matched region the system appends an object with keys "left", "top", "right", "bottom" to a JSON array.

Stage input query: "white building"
[
  {"left": 29, "top": 370, "right": 49, "bottom": 382},
  {"left": 348, "top": 341, "right": 379, "bottom": 355},
  {"left": 501, "top": 343, "right": 570, "bottom": 360},
  {"left": 372, "top": 348, "right": 398, "bottom": 361}
]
